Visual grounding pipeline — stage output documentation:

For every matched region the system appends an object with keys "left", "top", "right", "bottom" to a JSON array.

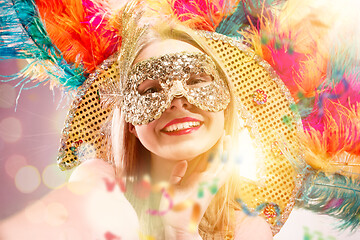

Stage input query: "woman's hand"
[
  {"left": 160, "top": 135, "right": 232, "bottom": 240},
  {"left": 68, "top": 159, "right": 140, "bottom": 239},
  {"left": 0, "top": 159, "right": 139, "bottom": 240}
]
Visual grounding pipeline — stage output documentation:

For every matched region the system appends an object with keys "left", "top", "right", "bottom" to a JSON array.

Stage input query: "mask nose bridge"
[
  {"left": 167, "top": 79, "right": 194, "bottom": 106},
  {"left": 169, "top": 79, "right": 187, "bottom": 98}
]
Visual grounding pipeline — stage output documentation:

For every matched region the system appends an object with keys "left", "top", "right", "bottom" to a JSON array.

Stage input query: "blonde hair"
[{"left": 110, "top": 21, "right": 243, "bottom": 237}]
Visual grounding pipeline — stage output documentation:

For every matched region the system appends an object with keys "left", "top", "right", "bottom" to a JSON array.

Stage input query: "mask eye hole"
[
  {"left": 186, "top": 73, "right": 213, "bottom": 87},
  {"left": 138, "top": 79, "right": 163, "bottom": 95}
]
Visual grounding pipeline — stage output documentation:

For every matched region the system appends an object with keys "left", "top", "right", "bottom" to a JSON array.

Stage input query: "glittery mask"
[{"left": 122, "top": 52, "right": 231, "bottom": 125}]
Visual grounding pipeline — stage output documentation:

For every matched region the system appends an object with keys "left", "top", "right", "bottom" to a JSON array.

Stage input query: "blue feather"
[
  {"left": 216, "top": 0, "right": 286, "bottom": 37},
  {"left": 296, "top": 171, "right": 360, "bottom": 231},
  {"left": 0, "top": 0, "right": 86, "bottom": 90},
  {"left": 216, "top": 1, "right": 248, "bottom": 37}
]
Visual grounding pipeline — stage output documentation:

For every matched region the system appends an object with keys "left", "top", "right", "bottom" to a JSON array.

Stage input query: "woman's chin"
[{"left": 156, "top": 142, "right": 211, "bottom": 161}]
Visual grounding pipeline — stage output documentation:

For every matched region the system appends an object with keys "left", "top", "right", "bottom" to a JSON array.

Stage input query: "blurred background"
[
  {"left": 1, "top": 59, "right": 359, "bottom": 240},
  {"left": 0, "top": 59, "right": 70, "bottom": 220}
]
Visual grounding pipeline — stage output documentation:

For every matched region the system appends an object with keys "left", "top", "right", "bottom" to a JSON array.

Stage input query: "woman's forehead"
[{"left": 135, "top": 39, "right": 203, "bottom": 63}]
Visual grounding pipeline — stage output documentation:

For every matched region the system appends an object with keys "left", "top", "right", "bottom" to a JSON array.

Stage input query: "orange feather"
[{"left": 36, "top": 0, "right": 121, "bottom": 73}]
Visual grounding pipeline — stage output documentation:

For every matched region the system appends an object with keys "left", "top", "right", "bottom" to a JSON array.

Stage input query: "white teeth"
[{"left": 163, "top": 121, "right": 200, "bottom": 132}]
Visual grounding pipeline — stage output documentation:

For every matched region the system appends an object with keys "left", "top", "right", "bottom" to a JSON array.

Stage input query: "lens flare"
[
  {"left": 42, "top": 164, "right": 68, "bottom": 189},
  {"left": 15, "top": 165, "right": 41, "bottom": 193},
  {"left": 0, "top": 117, "right": 22, "bottom": 143}
]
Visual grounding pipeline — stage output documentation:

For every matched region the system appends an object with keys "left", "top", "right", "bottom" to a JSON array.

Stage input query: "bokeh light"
[
  {"left": 15, "top": 165, "right": 41, "bottom": 193},
  {"left": 26, "top": 93, "right": 39, "bottom": 102},
  {"left": 0, "top": 83, "right": 16, "bottom": 108},
  {"left": 67, "top": 181, "right": 93, "bottom": 195},
  {"left": 42, "top": 164, "right": 68, "bottom": 189},
  {"left": 44, "top": 202, "right": 68, "bottom": 227},
  {"left": 5, "top": 154, "right": 27, "bottom": 178},
  {"left": 0, "top": 117, "right": 22, "bottom": 143}
]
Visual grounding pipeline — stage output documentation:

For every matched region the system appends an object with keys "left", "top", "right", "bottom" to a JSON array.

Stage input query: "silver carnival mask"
[{"left": 122, "top": 52, "right": 230, "bottom": 125}]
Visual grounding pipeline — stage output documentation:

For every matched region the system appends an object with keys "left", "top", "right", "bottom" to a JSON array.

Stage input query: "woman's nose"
[{"left": 169, "top": 97, "right": 190, "bottom": 110}]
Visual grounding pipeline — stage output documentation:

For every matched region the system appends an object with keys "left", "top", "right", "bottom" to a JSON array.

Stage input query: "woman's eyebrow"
[
  {"left": 138, "top": 79, "right": 161, "bottom": 87},
  {"left": 188, "top": 73, "right": 213, "bottom": 79}
]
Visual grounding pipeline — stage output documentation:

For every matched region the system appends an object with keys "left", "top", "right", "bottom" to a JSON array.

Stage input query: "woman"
[
  {"left": 1, "top": 4, "right": 278, "bottom": 239},
  {"left": 1, "top": 0, "right": 359, "bottom": 239},
  {"left": 110, "top": 20, "right": 275, "bottom": 239}
]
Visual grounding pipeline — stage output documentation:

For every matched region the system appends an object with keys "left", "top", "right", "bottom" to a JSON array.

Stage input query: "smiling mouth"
[
  {"left": 162, "top": 121, "right": 201, "bottom": 132},
  {"left": 161, "top": 117, "right": 202, "bottom": 135}
]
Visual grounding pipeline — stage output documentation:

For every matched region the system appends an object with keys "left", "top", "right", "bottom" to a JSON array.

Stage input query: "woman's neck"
[
  {"left": 149, "top": 153, "right": 209, "bottom": 185},
  {"left": 150, "top": 154, "right": 185, "bottom": 184}
]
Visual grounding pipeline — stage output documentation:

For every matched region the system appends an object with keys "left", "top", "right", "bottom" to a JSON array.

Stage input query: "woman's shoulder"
[{"left": 234, "top": 210, "right": 273, "bottom": 240}]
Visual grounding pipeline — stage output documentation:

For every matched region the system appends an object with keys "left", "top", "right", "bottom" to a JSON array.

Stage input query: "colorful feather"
[
  {"left": 216, "top": 0, "right": 286, "bottom": 37},
  {"left": 241, "top": 3, "right": 334, "bottom": 103},
  {"left": 165, "top": 0, "right": 238, "bottom": 31},
  {"left": 296, "top": 171, "right": 360, "bottom": 231},
  {"left": 301, "top": 40, "right": 360, "bottom": 164},
  {"left": 0, "top": 0, "right": 86, "bottom": 89},
  {"left": 35, "top": 0, "right": 121, "bottom": 74}
]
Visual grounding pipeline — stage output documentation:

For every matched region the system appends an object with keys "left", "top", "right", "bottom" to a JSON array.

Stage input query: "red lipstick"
[
  {"left": 163, "top": 117, "right": 200, "bottom": 128},
  {"left": 161, "top": 117, "right": 202, "bottom": 136}
]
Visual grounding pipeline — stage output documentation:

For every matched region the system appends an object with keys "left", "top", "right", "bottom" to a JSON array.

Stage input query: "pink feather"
[
  {"left": 169, "top": 0, "right": 238, "bottom": 31},
  {"left": 303, "top": 72, "right": 360, "bottom": 156}
]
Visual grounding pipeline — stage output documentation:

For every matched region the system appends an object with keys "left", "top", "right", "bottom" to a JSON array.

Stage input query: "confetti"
[
  {"left": 303, "top": 227, "right": 336, "bottom": 240},
  {"left": 103, "top": 177, "right": 126, "bottom": 192},
  {"left": 146, "top": 190, "right": 201, "bottom": 233},
  {"left": 171, "top": 200, "right": 201, "bottom": 233},
  {"left": 281, "top": 114, "right": 293, "bottom": 129},
  {"left": 147, "top": 189, "right": 173, "bottom": 216},
  {"left": 189, "top": 202, "right": 200, "bottom": 233},
  {"left": 133, "top": 176, "right": 151, "bottom": 199},
  {"left": 139, "top": 232, "right": 155, "bottom": 240},
  {"left": 103, "top": 177, "right": 117, "bottom": 192},
  {"left": 104, "top": 231, "right": 121, "bottom": 240},
  {"left": 198, "top": 179, "right": 219, "bottom": 198}
]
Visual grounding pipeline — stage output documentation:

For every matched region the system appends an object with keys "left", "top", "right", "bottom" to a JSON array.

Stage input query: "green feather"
[{"left": 296, "top": 171, "right": 360, "bottom": 231}]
